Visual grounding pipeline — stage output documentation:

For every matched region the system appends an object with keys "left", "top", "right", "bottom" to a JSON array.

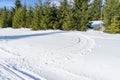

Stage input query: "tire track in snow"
[
  {"left": 0, "top": 31, "right": 95, "bottom": 80},
  {"left": 0, "top": 39, "right": 46, "bottom": 80},
  {"left": 50, "top": 32, "right": 95, "bottom": 55},
  {"left": 78, "top": 33, "right": 95, "bottom": 55},
  {"left": 40, "top": 32, "right": 96, "bottom": 80},
  {"left": 0, "top": 63, "right": 46, "bottom": 80}
]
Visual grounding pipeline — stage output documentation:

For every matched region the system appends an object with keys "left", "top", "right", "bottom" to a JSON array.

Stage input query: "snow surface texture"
[{"left": 0, "top": 28, "right": 120, "bottom": 80}]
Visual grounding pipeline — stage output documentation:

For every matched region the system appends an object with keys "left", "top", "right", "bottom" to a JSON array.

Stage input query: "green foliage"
[
  {"left": 15, "top": 0, "right": 22, "bottom": 10},
  {"left": 0, "top": 7, "right": 13, "bottom": 28},
  {"left": 89, "top": 0, "right": 102, "bottom": 20},
  {"left": 74, "top": 0, "right": 90, "bottom": 31},
  {"left": 26, "top": 6, "right": 34, "bottom": 28},
  {"left": 104, "top": 0, "right": 120, "bottom": 30},
  {"left": 0, "top": 0, "right": 119, "bottom": 34},
  {"left": 13, "top": 6, "right": 27, "bottom": 28},
  {"left": 31, "top": 0, "right": 43, "bottom": 30},
  {"left": 0, "top": 7, "right": 8, "bottom": 27},
  {"left": 59, "top": 0, "right": 69, "bottom": 30},
  {"left": 107, "top": 16, "right": 120, "bottom": 34}
]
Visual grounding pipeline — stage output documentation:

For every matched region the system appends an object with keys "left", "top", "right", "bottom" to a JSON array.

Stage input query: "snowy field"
[{"left": 0, "top": 28, "right": 120, "bottom": 80}]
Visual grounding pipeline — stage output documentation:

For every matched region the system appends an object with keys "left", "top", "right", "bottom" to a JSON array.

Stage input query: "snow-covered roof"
[{"left": 90, "top": 21, "right": 104, "bottom": 28}]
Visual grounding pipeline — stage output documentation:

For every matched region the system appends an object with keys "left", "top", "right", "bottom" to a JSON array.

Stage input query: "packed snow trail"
[
  {"left": 0, "top": 28, "right": 120, "bottom": 80},
  {"left": 0, "top": 28, "right": 96, "bottom": 80},
  {"left": 0, "top": 63, "right": 46, "bottom": 80}
]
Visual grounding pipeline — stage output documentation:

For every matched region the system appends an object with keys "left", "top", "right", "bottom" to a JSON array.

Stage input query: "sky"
[
  {"left": 0, "top": 0, "right": 61, "bottom": 9},
  {"left": 0, "top": 0, "right": 97, "bottom": 9},
  {"left": 0, "top": 0, "right": 76, "bottom": 9},
  {"left": 0, "top": 0, "right": 39, "bottom": 9}
]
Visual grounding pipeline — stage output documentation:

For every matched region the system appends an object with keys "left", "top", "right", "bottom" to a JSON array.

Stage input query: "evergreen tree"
[
  {"left": 15, "top": 0, "right": 22, "bottom": 10},
  {"left": 60, "top": 0, "right": 75, "bottom": 30},
  {"left": 108, "top": 16, "right": 120, "bottom": 34},
  {"left": 89, "top": 0, "right": 102, "bottom": 20},
  {"left": 26, "top": 6, "right": 34, "bottom": 28},
  {"left": 104, "top": 0, "right": 120, "bottom": 32},
  {"left": 41, "top": 0, "right": 53, "bottom": 29},
  {"left": 0, "top": 7, "right": 8, "bottom": 27},
  {"left": 49, "top": 4, "right": 59, "bottom": 29},
  {"left": 7, "top": 11, "right": 13, "bottom": 27},
  {"left": 31, "top": 0, "right": 43, "bottom": 30},
  {"left": 13, "top": 5, "right": 27, "bottom": 28},
  {"left": 74, "top": 0, "right": 90, "bottom": 31}
]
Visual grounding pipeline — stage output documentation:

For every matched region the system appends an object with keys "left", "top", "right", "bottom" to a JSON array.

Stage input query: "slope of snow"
[{"left": 0, "top": 28, "right": 120, "bottom": 80}]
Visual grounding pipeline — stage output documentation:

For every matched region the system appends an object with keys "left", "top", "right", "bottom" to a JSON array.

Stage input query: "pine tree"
[
  {"left": 104, "top": 0, "right": 120, "bottom": 32},
  {"left": 26, "top": 6, "right": 34, "bottom": 28},
  {"left": 108, "top": 16, "right": 120, "bottom": 34},
  {"left": 13, "top": 5, "right": 27, "bottom": 28},
  {"left": 74, "top": 0, "right": 90, "bottom": 31},
  {"left": 31, "top": 0, "right": 43, "bottom": 30},
  {"left": 59, "top": 0, "right": 69, "bottom": 30},
  {"left": 6, "top": 11, "right": 13, "bottom": 27},
  {"left": 60, "top": 0, "right": 75, "bottom": 30},
  {"left": 15, "top": 0, "right": 22, "bottom": 10},
  {"left": 0, "top": 7, "right": 8, "bottom": 28},
  {"left": 41, "top": 0, "right": 53, "bottom": 29},
  {"left": 49, "top": 4, "right": 59, "bottom": 30},
  {"left": 89, "top": 0, "right": 102, "bottom": 21}
]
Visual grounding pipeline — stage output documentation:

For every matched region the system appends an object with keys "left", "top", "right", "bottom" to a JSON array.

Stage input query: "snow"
[
  {"left": 91, "top": 21, "right": 104, "bottom": 28},
  {"left": 0, "top": 28, "right": 120, "bottom": 80}
]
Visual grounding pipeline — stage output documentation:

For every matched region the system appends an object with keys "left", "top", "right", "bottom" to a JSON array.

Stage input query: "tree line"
[{"left": 0, "top": 0, "right": 120, "bottom": 34}]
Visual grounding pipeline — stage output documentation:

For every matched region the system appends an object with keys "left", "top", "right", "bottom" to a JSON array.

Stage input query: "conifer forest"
[{"left": 0, "top": 0, "right": 120, "bottom": 34}]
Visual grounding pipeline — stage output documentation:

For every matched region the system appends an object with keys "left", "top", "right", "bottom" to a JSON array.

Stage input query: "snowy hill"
[{"left": 0, "top": 28, "right": 120, "bottom": 80}]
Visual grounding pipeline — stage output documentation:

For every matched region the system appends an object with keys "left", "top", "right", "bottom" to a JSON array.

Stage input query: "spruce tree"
[
  {"left": 104, "top": 0, "right": 120, "bottom": 32},
  {"left": 108, "top": 16, "right": 120, "bottom": 34},
  {"left": 49, "top": 4, "right": 59, "bottom": 29},
  {"left": 0, "top": 7, "right": 8, "bottom": 28},
  {"left": 60, "top": 0, "right": 75, "bottom": 30},
  {"left": 15, "top": 0, "right": 22, "bottom": 10},
  {"left": 26, "top": 6, "right": 34, "bottom": 28},
  {"left": 31, "top": 0, "right": 43, "bottom": 30},
  {"left": 41, "top": 0, "right": 53, "bottom": 29},
  {"left": 13, "top": 5, "right": 27, "bottom": 28},
  {"left": 7, "top": 11, "right": 13, "bottom": 27},
  {"left": 89, "top": 0, "right": 102, "bottom": 21},
  {"left": 74, "top": 0, "right": 90, "bottom": 31},
  {"left": 59, "top": 0, "right": 69, "bottom": 30}
]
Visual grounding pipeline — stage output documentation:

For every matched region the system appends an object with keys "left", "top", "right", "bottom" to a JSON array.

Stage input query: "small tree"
[
  {"left": 31, "top": 0, "right": 43, "bottom": 30},
  {"left": 104, "top": 0, "right": 120, "bottom": 32},
  {"left": 89, "top": 0, "right": 102, "bottom": 21},
  {"left": 74, "top": 0, "right": 90, "bottom": 31},
  {"left": 26, "top": 6, "right": 34, "bottom": 28},
  {"left": 107, "top": 16, "right": 120, "bottom": 34},
  {"left": 0, "top": 7, "right": 8, "bottom": 28},
  {"left": 13, "top": 6, "right": 27, "bottom": 28}
]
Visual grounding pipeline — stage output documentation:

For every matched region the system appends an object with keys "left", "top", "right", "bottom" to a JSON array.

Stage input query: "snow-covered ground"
[{"left": 0, "top": 28, "right": 120, "bottom": 80}]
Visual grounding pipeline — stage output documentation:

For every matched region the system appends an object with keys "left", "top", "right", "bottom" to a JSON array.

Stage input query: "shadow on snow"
[{"left": 0, "top": 31, "right": 64, "bottom": 40}]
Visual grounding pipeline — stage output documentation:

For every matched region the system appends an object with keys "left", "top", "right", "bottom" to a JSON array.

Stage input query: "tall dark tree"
[
  {"left": 89, "top": 0, "right": 102, "bottom": 21},
  {"left": 7, "top": 11, "right": 13, "bottom": 27},
  {"left": 13, "top": 5, "right": 27, "bottom": 28},
  {"left": 104, "top": 0, "right": 120, "bottom": 33},
  {"left": 26, "top": 6, "right": 34, "bottom": 28},
  {"left": 41, "top": 0, "right": 55, "bottom": 29},
  {"left": 15, "top": 0, "right": 22, "bottom": 10},
  {"left": 74, "top": 0, "right": 90, "bottom": 31},
  {"left": 31, "top": 0, "right": 43, "bottom": 30},
  {"left": 59, "top": 0, "right": 75, "bottom": 30},
  {"left": 49, "top": 4, "right": 59, "bottom": 29},
  {"left": 0, "top": 7, "right": 8, "bottom": 27}
]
